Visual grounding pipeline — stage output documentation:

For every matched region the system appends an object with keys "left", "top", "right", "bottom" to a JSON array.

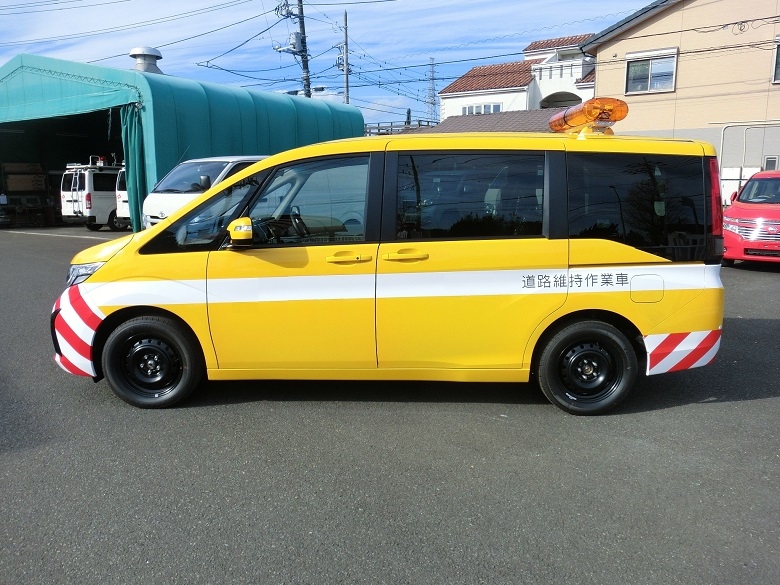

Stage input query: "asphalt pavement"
[{"left": 1, "top": 225, "right": 778, "bottom": 585}]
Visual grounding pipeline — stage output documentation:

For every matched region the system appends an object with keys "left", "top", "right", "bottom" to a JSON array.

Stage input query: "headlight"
[
  {"left": 723, "top": 222, "right": 740, "bottom": 235},
  {"left": 66, "top": 262, "right": 105, "bottom": 287},
  {"left": 142, "top": 215, "right": 151, "bottom": 230}
]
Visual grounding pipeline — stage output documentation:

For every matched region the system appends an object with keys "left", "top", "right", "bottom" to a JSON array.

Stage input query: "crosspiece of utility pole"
[{"left": 274, "top": 0, "right": 311, "bottom": 97}]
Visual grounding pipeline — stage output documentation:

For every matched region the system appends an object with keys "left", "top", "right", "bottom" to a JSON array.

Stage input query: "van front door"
[{"left": 207, "top": 155, "right": 381, "bottom": 372}]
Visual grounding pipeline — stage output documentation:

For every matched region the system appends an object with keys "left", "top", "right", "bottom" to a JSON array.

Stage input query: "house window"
[
  {"left": 625, "top": 49, "right": 677, "bottom": 93},
  {"left": 765, "top": 156, "right": 778, "bottom": 171},
  {"left": 461, "top": 103, "right": 501, "bottom": 116}
]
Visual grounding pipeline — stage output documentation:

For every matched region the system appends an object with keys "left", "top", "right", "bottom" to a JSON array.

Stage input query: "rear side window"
[
  {"left": 395, "top": 152, "right": 545, "bottom": 240},
  {"left": 92, "top": 172, "right": 118, "bottom": 192},
  {"left": 116, "top": 170, "right": 126, "bottom": 191},
  {"left": 567, "top": 153, "right": 706, "bottom": 261}
]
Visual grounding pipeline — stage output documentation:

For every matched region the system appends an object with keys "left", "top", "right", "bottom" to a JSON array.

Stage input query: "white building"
[{"left": 439, "top": 34, "right": 595, "bottom": 121}]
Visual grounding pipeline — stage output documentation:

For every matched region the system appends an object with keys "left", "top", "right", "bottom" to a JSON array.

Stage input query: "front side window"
[
  {"left": 247, "top": 156, "right": 370, "bottom": 245},
  {"left": 567, "top": 153, "right": 706, "bottom": 261},
  {"left": 394, "top": 152, "right": 545, "bottom": 240},
  {"left": 626, "top": 51, "right": 676, "bottom": 93}
]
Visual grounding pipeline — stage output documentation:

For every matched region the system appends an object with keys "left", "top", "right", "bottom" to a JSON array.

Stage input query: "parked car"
[
  {"left": 115, "top": 167, "right": 129, "bottom": 224},
  {"left": 51, "top": 98, "right": 726, "bottom": 415},
  {"left": 142, "top": 155, "right": 266, "bottom": 229},
  {"left": 722, "top": 170, "right": 780, "bottom": 266},
  {"left": 60, "top": 157, "right": 128, "bottom": 231}
]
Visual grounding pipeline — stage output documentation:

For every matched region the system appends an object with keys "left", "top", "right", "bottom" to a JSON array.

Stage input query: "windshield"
[
  {"left": 153, "top": 161, "right": 230, "bottom": 193},
  {"left": 737, "top": 177, "right": 780, "bottom": 204}
]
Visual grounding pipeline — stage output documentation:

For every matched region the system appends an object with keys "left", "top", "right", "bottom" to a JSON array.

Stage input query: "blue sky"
[{"left": 0, "top": 0, "right": 650, "bottom": 124}]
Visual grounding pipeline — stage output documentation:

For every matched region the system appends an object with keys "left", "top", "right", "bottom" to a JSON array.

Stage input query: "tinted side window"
[
  {"left": 567, "top": 153, "right": 706, "bottom": 261},
  {"left": 395, "top": 153, "right": 545, "bottom": 240},
  {"left": 92, "top": 172, "right": 118, "bottom": 192}
]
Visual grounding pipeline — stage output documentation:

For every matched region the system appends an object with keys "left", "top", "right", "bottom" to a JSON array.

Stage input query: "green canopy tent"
[{"left": 0, "top": 54, "right": 364, "bottom": 230}]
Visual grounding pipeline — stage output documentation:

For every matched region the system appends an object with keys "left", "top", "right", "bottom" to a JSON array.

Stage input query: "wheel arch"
[
  {"left": 528, "top": 309, "right": 646, "bottom": 381},
  {"left": 92, "top": 306, "right": 207, "bottom": 380}
]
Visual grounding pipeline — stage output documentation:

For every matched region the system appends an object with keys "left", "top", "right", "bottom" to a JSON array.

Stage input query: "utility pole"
[
  {"left": 343, "top": 11, "right": 349, "bottom": 104},
  {"left": 297, "top": 0, "right": 311, "bottom": 97}
]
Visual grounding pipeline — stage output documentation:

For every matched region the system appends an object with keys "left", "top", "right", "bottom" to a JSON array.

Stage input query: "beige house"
[
  {"left": 438, "top": 34, "right": 594, "bottom": 121},
  {"left": 581, "top": 0, "right": 780, "bottom": 198}
]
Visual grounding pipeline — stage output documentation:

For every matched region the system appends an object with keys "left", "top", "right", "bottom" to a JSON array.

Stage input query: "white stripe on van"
[{"left": 79, "top": 264, "right": 721, "bottom": 307}]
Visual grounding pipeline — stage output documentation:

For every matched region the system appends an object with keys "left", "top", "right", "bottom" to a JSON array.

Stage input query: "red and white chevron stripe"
[
  {"left": 645, "top": 330, "right": 722, "bottom": 375},
  {"left": 52, "top": 285, "right": 105, "bottom": 377}
]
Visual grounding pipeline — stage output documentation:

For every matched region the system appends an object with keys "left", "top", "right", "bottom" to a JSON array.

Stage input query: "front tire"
[
  {"left": 537, "top": 321, "right": 638, "bottom": 415},
  {"left": 85, "top": 223, "right": 103, "bottom": 231},
  {"left": 102, "top": 316, "right": 204, "bottom": 408}
]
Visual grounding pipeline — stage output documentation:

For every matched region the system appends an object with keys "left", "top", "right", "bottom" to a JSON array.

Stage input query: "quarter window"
[
  {"left": 567, "top": 153, "right": 706, "bottom": 261},
  {"left": 395, "top": 152, "right": 544, "bottom": 240},
  {"left": 625, "top": 50, "right": 677, "bottom": 93}
]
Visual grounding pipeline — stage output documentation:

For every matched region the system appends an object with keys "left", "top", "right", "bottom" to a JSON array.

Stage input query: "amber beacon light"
[{"left": 548, "top": 97, "right": 629, "bottom": 134}]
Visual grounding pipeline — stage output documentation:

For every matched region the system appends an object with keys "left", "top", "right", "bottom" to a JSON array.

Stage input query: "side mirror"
[
  {"left": 730, "top": 190, "right": 738, "bottom": 203},
  {"left": 226, "top": 217, "right": 253, "bottom": 249},
  {"left": 199, "top": 175, "right": 212, "bottom": 190}
]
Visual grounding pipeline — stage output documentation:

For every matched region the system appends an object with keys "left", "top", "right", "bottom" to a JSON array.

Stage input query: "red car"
[{"left": 722, "top": 170, "right": 780, "bottom": 266}]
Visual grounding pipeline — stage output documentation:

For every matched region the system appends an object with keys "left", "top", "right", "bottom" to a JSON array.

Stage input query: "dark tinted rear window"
[{"left": 567, "top": 153, "right": 706, "bottom": 261}]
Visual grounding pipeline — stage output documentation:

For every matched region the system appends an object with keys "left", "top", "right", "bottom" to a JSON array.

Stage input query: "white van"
[
  {"left": 115, "top": 167, "right": 129, "bottom": 224},
  {"left": 60, "top": 157, "right": 127, "bottom": 231},
  {"left": 142, "top": 155, "right": 266, "bottom": 229}
]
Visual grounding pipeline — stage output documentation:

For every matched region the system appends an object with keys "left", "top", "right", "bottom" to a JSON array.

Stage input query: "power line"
[
  {"left": 0, "top": 0, "right": 130, "bottom": 14},
  {"left": 0, "top": 0, "right": 256, "bottom": 47}
]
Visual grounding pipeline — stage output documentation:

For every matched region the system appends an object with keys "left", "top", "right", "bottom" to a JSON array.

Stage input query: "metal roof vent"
[{"left": 129, "top": 47, "right": 163, "bottom": 74}]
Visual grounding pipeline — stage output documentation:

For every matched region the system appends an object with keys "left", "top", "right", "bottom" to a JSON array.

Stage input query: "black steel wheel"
[
  {"left": 537, "top": 320, "right": 638, "bottom": 415},
  {"left": 102, "top": 316, "right": 204, "bottom": 408}
]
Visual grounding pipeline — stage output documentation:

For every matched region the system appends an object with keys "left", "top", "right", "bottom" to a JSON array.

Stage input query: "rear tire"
[
  {"left": 85, "top": 223, "right": 103, "bottom": 231},
  {"left": 107, "top": 210, "right": 125, "bottom": 232},
  {"left": 537, "top": 320, "right": 638, "bottom": 415},
  {"left": 102, "top": 315, "right": 204, "bottom": 408}
]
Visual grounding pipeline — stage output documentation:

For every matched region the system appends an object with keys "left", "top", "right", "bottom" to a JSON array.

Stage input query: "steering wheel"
[{"left": 290, "top": 206, "right": 310, "bottom": 237}]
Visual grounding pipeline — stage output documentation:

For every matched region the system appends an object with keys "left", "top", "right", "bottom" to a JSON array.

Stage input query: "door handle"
[
  {"left": 325, "top": 254, "right": 373, "bottom": 263},
  {"left": 381, "top": 251, "right": 429, "bottom": 261}
]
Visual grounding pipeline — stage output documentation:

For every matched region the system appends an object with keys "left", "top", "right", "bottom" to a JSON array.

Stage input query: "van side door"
[
  {"left": 375, "top": 147, "right": 569, "bottom": 372},
  {"left": 206, "top": 153, "right": 383, "bottom": 371}
]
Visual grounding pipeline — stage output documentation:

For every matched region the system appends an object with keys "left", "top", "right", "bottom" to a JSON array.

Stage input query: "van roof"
[{"left": 173, "top": 155, "right": 268, "bottom": 164}]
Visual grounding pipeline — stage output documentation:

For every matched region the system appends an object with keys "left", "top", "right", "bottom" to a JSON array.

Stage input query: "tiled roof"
[
  {"left": 523, "top": 33, "right": 594, "bottom": 53},
  {"left": 577, "top": 69, "right": 595, "bottom": 84},
  {"left": 403, "top": 107, "right": 568, "bottom": 134},
  {"left": 440, "top": 59, "right": 542, "bottom": 94}
]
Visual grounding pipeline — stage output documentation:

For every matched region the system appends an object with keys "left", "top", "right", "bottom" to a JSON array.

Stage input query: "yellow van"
[{"left": 51, "top": 99, "right": 725, "bottom": 415}]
